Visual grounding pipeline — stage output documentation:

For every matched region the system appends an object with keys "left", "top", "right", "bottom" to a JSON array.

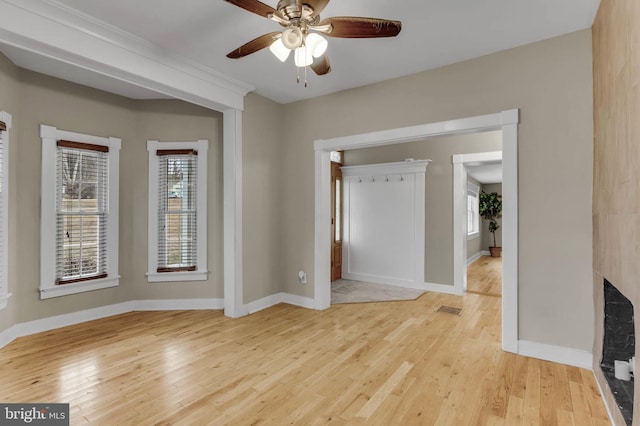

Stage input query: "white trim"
[
  {"left": 39, "top": 125, "right": 121, "bottom": 299},
  {"left": 467, "top": 252, "right": 483, "bottom": 265},
  {"left": 223, "top": 110, "right": 247, "bottom": 318},
  {"left": 314, "top": 110, "right": 519, "bottom": 353},
  {"left": 501, "top": 120, "right": 518, "bottom": 354},
  {"left": 481, "top": 250, "right": 491, "bottom": 256},
  {"left": 593, "top": 371, "right": 619, "bottom": 426},
  {"left": 134, "top": 298, "right": 224, "bottom": 311},
  {"left": 518, "top": 340, "right": 593, "bottom": 370},
  {"left": 424, "top": 282, "right": 463, "bottom": 296},
  {"left": 340, "top": 160, "right": 431, "bottom": 176},
  {"left": 315, "top": 112, "right": 509, "bottom": 151},
  {"left": 342, "top": 272, "right": 429, "bottom": 291},
  {"left": 0, "top": 293, "right": 313, "bottom": 350},
  {"left": 0, "top": 111, "right": 11, "bottom": 310},
  {"left": 0, "top": 298, "right": 230, "bottom": 350},
  {"left": 280, "top": 292, "right": 316, "bottom": 310},
  {"left": 246, "top": 292, "right": 316, "bottom": 315},
  {"left": 146, "top": 139, "right": 209, "bottom": 282},
  {"left": 39, "top": 276, "right": 119, "bottom": 299},
  {"left": 7, "top": 301, "right": 135, "bottom": 343},
  {"left": 146, "top": 272, "right": 209, "bottom": 283},
  {"left": 245, "top": 293, "right": 284, "bottom": 314},
  {"left": 0, "top": 0, "right": 252, "bottom": 111}
]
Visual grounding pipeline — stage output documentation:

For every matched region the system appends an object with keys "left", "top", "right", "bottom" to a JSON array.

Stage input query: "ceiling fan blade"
[
  {"left": 319, "top": 17, "right": 402, "bottom": 38},
  {"left": 227, "top": 32, "right": 281, "bottom": 59},
  {"left": 311, "top": 53, "right": 331, "bottom": 75},
  {"left": 224, "top": 0, "right": 279, "bottom": 19},
  {"left": 302, "top": 0, "right": 330, "bottom": 18}
]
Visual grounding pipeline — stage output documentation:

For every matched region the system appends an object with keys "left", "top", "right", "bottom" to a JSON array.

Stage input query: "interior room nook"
[{"left": 0, "top": 0, "right": 635, "bottom": 424}]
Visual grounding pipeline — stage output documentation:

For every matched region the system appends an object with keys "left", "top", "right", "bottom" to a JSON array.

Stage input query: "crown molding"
[{"left": 0, "top": 0, "right": 254, "bottom": 111}]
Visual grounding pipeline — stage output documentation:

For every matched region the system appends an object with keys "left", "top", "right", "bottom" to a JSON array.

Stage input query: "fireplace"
[{"left": 601, "top": 279, "right": 635, "bottom": 425}]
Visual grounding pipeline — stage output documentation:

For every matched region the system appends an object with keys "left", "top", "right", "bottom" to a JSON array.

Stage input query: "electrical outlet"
[{"left": 298, "top": 271, "right": 307, "bottom": 284}]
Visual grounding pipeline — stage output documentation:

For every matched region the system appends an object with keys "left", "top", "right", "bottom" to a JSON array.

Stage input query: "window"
[
  {"left": 147, "top": 140, "right": 208, "bottom": 282},
  {"left": 40, "top": 125, "right": 120, "bottom": 299},
  {"left": 0, "top": 113, "right": 11, "bottom": 310},
  {"left": 467, "top": 182, "right": 480, "bottom": 239}
]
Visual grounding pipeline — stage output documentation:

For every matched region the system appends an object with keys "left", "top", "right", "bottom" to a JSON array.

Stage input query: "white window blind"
[
  {"left": 157, "top": 150, "right": 198, "bottom": 273},
  {"left": 147, "top": 139, "right": 207, "bottom": 283},
  {"left": 56, "top": 140, "right": 109, "bottom": 285}
]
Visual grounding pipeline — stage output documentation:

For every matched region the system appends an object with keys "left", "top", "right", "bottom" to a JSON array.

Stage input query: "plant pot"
[{"left": 489, "top": 247, "right": 502, "bottom": 257}]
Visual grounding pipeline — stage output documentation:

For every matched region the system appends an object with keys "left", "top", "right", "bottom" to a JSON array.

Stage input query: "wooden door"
[{"left": 331, "top": 161, "right": 343, "bottom": 281}]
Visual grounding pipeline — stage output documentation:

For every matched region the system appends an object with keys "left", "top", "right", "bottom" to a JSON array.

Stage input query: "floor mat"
[{"left": 331, "top": 279, "right": 426, "bottom": 304}]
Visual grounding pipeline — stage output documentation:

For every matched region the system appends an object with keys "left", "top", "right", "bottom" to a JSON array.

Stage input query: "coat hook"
[{"left": 386, "top": 176, "right": 389, "bottom": 182}]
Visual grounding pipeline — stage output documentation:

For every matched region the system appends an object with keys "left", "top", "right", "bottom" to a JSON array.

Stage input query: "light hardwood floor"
[
  {"left": 0, "top": 293, "right": 609, "bottom": 424},
  {"left": 468, "top": 255, "right": 503, "bottom": 297}
]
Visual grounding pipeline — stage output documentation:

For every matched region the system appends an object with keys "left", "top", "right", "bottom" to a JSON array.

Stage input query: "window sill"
[
  {"left": 467, "top": 232, "right": 480, "bottom": 240},
  {"left": 40, "top": 277, "right": 119, "bottom": 299},
  {"left": 146, "top": 270, "right": 209, "bottom": 283}
]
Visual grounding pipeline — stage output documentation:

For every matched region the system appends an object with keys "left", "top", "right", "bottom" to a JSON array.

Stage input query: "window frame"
[
  {"left": 40, "top": 125, "right": 121, "bottom": 299},
  {"left": 147, "top": 140, "right": 208, "bottom": 282},
  {"left": 467, "top": 181, "right": 480, "bottom": 240},
  {"left": 0, "top": 112, "right": 11, "bottom": 310}
]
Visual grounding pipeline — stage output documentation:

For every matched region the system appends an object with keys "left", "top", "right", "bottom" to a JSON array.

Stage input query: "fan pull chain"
[{"left": 295, "top": 66, "right": 309, "bottom": 87}]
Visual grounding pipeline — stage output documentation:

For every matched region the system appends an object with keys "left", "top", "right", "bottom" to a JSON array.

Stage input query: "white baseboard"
[
  {"left": 245, "top": 293, "right": 283, "bottom": 314},
  {"left": 481, "top": 250, "right": 491, "bottom": 256},
  {"left": 518, "top": 340, "right": 593, "bottom": 370},
  {"left": 0, "top": 298, "right": 224, "bottom": 351},
  {"left": 467, "top": 252, "right": 483, "bottom": 265},
  {"left": 425, "top": 282, "right": 463, "bottom": 296},
  {"left": 134, "top": 298, "right": 224, "bottom": 311},
  {"left": 343, "top": 272, "right": 428, "bottom": 291},
  {"left": 280, "top": 292, "right": 315, "bottom": 310},
  {"left": 245, "top": 292, "right": 316, "bottom": 314}
]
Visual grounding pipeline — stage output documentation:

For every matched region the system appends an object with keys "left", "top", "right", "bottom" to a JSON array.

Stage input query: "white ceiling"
[
  {"left": 467, "top": 163, "right": 502, "bottom": 184},
  {"left": 0, "top": 0, "right": 600, "bottom": 104}
]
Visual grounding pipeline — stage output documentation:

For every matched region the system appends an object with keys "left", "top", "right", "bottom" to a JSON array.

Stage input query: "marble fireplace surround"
[{"left": 598, "top": 280, "right": 635, "bottom": 425}]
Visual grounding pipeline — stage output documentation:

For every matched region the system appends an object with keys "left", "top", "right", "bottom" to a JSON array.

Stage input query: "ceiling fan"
[{"left": 224, "top": 0, "right": 402, "bottom": 85}]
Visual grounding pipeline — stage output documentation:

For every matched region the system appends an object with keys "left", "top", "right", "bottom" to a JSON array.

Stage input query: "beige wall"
[
  {"left": 15, "top": 70, "right": 136, "bottom": 322},
  {"left": 0, "top": 57, "right": 225, "bottom": 329},
  {"left": 280, "top": 29, "right": 594, "bottom": 351},
  {"left": 481, "top": 183, "right": 503, "bottom": 251},
  {"left": 0, "top": 52, "right": 20, "bottom": 333},
  {"left": 130, "top": 100, "right": 224, "bottom": 301},
  {"left": 592, "top": 0, "right": 640, "bottom": 424},
  {"left": 343, "top": 132, "right": 502, "bottom": 285},
  {"left": 242, "top": 93, "right": 284, "bottom": 303}
]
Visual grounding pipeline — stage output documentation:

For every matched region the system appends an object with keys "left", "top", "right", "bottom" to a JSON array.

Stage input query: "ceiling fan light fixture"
[
  {"left": 294, "top": 46, "right": 313, "bottom": 67},
  {"left": 305, "top": 33, "right": 328, "bottom": 58},
  {"left": 281, "top": 27, "right": 303, "bottom": 49},
  {"left": 269, "top": 38, "right": 291, "bottom": 62}
]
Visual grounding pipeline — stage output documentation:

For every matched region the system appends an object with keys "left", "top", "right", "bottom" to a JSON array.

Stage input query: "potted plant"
[{"left": 479, "top": 191, "right": 502, "bottom": 257}]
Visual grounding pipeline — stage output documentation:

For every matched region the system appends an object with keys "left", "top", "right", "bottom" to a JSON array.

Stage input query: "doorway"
[
  {"left": 463, "top": 158, "right": 503, "bottom": 297},
  {"left": 314, "top": 109, "right": 519, "bottom": 353},
  {"left": 330, "top": 158, "right": 343, "bottom": 281}
]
